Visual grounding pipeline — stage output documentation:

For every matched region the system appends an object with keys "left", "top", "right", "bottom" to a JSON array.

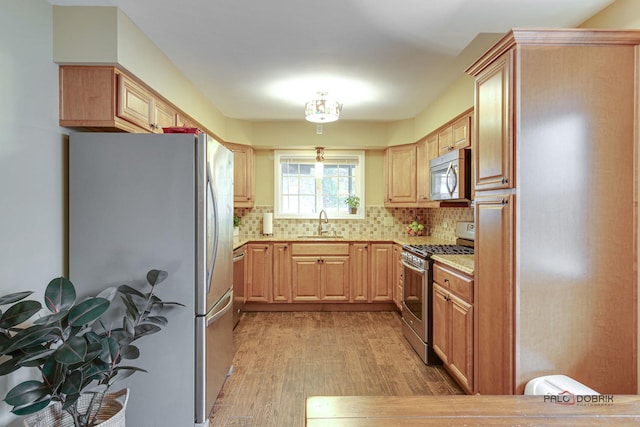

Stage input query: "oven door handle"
[{"left": 401, "top": 258, "right": 426, "bottom": 274}]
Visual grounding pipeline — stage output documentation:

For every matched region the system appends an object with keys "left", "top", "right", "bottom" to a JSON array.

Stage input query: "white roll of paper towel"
[{"left": 263, "top": 212, "right": 273, "bottom": 235}]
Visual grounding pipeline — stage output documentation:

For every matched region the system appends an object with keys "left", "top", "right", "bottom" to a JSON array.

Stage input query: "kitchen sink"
[{"left": 297, "top": 235, "right": 344, "bottom": 239}]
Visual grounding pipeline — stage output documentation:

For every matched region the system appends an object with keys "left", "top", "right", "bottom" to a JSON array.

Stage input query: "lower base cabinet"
[
  {"left": 243, "top": 241, "right": 403, "bottom": 308},
  {"left": 246, "top": 243, "right": 273, "bottom": 302},
  {"left": 432, "top": 262, "right": 474, "bottom": 393}
]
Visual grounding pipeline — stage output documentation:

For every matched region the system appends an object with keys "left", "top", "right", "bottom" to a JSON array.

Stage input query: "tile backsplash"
[{"left": 234, "top": 205, "right": 473, "bottom": 243}]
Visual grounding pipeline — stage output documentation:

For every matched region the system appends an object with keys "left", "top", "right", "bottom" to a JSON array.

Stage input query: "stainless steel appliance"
[
  {"left": 430, "top": 149, "right": 471, "bottom": 201},
  {"left": 401, "top": 222, "right": 474, "bottom": 364},
  {"left": 68, "top": 132, "right": 234, "bottom": 427},
  {"left": 232, "top": 246, "right": 246, "bottom": 328}
]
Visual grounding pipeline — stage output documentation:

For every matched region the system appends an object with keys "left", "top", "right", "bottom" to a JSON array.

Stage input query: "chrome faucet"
[{"left": 318, "top": 210, "right": 329, "bottom": 235}]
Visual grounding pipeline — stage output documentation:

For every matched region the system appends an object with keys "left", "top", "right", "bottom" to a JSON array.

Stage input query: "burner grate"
[{"left": 403, "top": 244, "right": 474, "bottom": 259}]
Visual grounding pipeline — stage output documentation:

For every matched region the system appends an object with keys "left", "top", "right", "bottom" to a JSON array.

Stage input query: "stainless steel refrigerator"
[{"left": 68, "top": 132, "right": 234, "bottom": 427}]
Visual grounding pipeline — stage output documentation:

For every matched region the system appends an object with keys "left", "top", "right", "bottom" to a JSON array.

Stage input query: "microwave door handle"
[{"left": 445, "top": 162, "right": 457, "bottom": 197}]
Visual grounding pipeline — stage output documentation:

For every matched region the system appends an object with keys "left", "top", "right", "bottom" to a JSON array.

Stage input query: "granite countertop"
[
  {"left": 431, "top": 254, "right": 474, "bottom": 275},
  {"left": 234, "top": 234, "right": 474, "bottom": 274}
]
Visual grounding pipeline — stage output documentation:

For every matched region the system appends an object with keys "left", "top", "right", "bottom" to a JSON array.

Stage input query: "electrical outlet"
[{"left": 383, "top": 217, "right": 394, "bottom": 227}]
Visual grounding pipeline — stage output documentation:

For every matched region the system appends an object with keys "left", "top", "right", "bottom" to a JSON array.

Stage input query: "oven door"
[{"left": 401, "top": 258, "right": 427, "bottom": 341}]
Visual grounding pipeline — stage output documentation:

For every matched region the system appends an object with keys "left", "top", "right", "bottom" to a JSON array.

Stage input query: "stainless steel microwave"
[{"left": 429, "top": 149, "right": 471, "bottom": 201}]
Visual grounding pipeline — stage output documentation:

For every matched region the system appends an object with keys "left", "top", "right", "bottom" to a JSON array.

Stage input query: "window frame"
[{"left": 273, "top": 149, "right": 365, "bottom": 220}]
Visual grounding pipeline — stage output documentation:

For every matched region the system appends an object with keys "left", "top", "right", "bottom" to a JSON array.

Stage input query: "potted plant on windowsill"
[
  {"left": 345, "top": 195, "right": 360, "bottom": 214},
  {"left": 0, "top": 269, "right": 183, "bottom": 427}
]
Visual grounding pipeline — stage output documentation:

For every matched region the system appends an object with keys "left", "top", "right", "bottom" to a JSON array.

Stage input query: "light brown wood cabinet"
[
  {"left": 438, "top": 113, "right": 472, "bottom": 156},
  {"left": 246, "top": 243, "right": 272, "bottom": 303},
  {"left": 473, "top": 193, "right": 513, "bottom": 395},
  {"left": 291, "top": 243, "right": 350, "bottom": 302},
  {"left": 385, "top": 110, "right": 472, "bottom": 208},
  {"left": 369, "top": 243, "right": 394, "bottom": 302},
  {"left": 432, "top": 263, "right": 474, "bottom": 394},
  {"left": 59, "top": 65, "right": 183, "bottom": 133},
  {"left": 350, "top": 243, "right": 369, "bottom": 302},
  {"left": 223, "top": 142, "right": 255, "bottom": 208},
  {"left": 117, "top": 73, "right": 176, "bottom": 133},
  {"left": 467, "top": 29, "right": 639, "bottom": 395},
  {"left": 416, "top": 134, "right": 439, "bottom": 204},
  {"left": 384, "top": 144, "right": 417, "bottom": 206},
  {"left": 473, "top": 53, "right": 513, "bottom": 191},
  {"left": 272, "top": 243, "right": 291, "bottom": 302}
]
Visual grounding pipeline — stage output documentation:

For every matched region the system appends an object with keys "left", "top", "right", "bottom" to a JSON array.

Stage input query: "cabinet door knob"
[{"left": 501, "top": 177, "right": 509, "bottom": 184}]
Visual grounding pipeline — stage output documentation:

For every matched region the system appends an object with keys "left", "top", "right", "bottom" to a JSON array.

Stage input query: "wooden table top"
[{"left": 306, "top": 395, "right": 640, "bottom": 426}]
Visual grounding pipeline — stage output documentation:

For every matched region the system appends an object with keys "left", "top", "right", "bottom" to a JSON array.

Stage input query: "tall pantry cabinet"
[{"left": 466, "top": 29, "right": 639, "bottom": 395}]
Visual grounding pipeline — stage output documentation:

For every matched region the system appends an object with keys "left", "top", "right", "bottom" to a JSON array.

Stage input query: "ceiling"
[{"left": 49, "top": 0, "right": 615, "bottom": 122}]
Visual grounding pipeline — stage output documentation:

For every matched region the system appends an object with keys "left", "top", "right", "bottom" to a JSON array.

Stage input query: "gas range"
[{"left": 401, "top": 243, "right": 474, "bottom": 270}]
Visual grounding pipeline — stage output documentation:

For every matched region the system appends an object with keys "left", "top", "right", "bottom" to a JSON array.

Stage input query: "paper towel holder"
[{"left": 262, "top": 212, "right": 274, "bottom": 236}]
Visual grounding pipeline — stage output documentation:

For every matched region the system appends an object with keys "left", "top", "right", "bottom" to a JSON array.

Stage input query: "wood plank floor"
[{"left": 209, "top": 311, "right": 463, "bottom": 427}]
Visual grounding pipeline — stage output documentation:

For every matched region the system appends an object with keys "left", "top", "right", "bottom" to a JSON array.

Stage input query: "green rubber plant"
[{"left": 0, "top": 269, "right": 183, "bottom": 427}]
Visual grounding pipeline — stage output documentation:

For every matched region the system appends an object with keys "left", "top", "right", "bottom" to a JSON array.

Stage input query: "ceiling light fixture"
[{"left": 305, "top": 91, "right": 342, "bottom": 123}]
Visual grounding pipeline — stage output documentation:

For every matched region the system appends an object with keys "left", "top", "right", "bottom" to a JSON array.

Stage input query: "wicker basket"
[{"left": 23, "top": 389, "right": 129, "bottom": 427}]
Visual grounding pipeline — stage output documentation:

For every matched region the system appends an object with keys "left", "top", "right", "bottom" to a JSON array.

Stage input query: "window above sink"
[{"left": 273, "top": 150, "right": 365, "bottom": 220}]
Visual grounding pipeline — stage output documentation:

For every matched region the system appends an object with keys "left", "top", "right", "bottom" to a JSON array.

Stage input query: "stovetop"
[{"left": 403, "top": 244, "right": 474, "bottom": 259}]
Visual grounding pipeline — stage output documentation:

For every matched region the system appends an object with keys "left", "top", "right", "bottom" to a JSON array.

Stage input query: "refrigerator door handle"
[
  {"left": 206, "top": 289, "right": 233, "bottom": 326},
  {"left": 206, "top": 165, "right": 220, "bottom": 295}
]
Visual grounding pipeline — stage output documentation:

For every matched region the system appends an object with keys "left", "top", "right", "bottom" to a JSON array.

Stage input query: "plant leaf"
[
  {"left": 54, "top": 336, "right": 87, "bottom": 365},
  {"left": 120, "top": 294, "right": 140, "bottom": 322},
  {"left": 68, "top": 298, "right": 110, "bottom": 327},
  {"left": 0, "top": 357, "right": 21, "bottom": 375},
  {"left": 0, "top": 291, "right": 33, "bottom": 306},
  {"left": 44, "top": 277, "right": 76, "bottom": 313},
  {"left": 145, "top": 315, "right": 168, "bottom": 326},
  {"left": 1, "top": 325, "right": 59, "bottom": 355},
  {"left": 134, "top": 324, "right": 161, "bottom": 339},
  {"left": 117, "top": 284, "right": 146, "bottom": 299},
  {"left": 42, "top": 358, "right": 63, "bottom": 390},
  {"left": 0, "top": 300, "right": 42, "bottom": 329},
  {"left": 120, "top": 344, "right": 140, "bottom": 360},
  {"left": 12, "top": 398, "right": 51, "bottom": 416},
  {"left": 99, "top": 336, "right": 119, "bottom": 365},
  {"left": 33, "top": 309, "right": 69, "bottom": 325},
  {"left": 4, "top": 380, "right": 50, "bottom": 407},
  {"left": 61, "top": 393, "right": 80, "bottom": 410},
  {"left": 109, "top": 366, "right": 147, "bottom": 383},
  {"left": 16, "top": 347, "right": 56, "bottom": 365},
  {"left": 96, "top": 286, "right": 118, "bottom": 302},
  {"left": 61, "top": 370, "right": 83, "bottom": 395},
  {"left": 146, "top": 269, "right": 168, "bottom": 287}
]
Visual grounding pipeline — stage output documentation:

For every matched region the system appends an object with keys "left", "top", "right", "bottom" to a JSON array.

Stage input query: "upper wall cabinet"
[
  {"left": 438, "top": 112, "right": 472, "bottom": 155},
  {"left": 385, "top": 109, "right": 473, "bottom": 208},
  {"left": 384, "top": 144, "right": 417, "bottom": 206},
  {"left": 59, "top": 65, "right": 194, "bottom": 134},
  {"left": 223, "top": 142, "right": 255, "bottom": 208}
]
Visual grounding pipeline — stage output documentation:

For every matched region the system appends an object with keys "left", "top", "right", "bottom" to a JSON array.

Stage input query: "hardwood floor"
[{"left": 209, "top": 311, "right": 463, "bottom": 427}]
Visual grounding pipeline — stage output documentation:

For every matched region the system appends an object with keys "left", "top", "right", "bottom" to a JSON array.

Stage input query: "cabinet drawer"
[
  {"left": 290, "top": 243, "right": 350, "bottom": 256},
  {"left": 433, "top": 263, "right": 473, "bottom": 302}
]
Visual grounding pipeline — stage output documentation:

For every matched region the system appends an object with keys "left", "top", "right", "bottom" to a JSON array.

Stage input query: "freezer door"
[{"left": 203, "top": 288, "right": 234, "bottom": 421}]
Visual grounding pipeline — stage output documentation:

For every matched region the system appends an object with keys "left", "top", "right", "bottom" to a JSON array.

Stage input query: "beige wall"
[{"left": 580, "top": 0, "right": 640, "bottom": 28}]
